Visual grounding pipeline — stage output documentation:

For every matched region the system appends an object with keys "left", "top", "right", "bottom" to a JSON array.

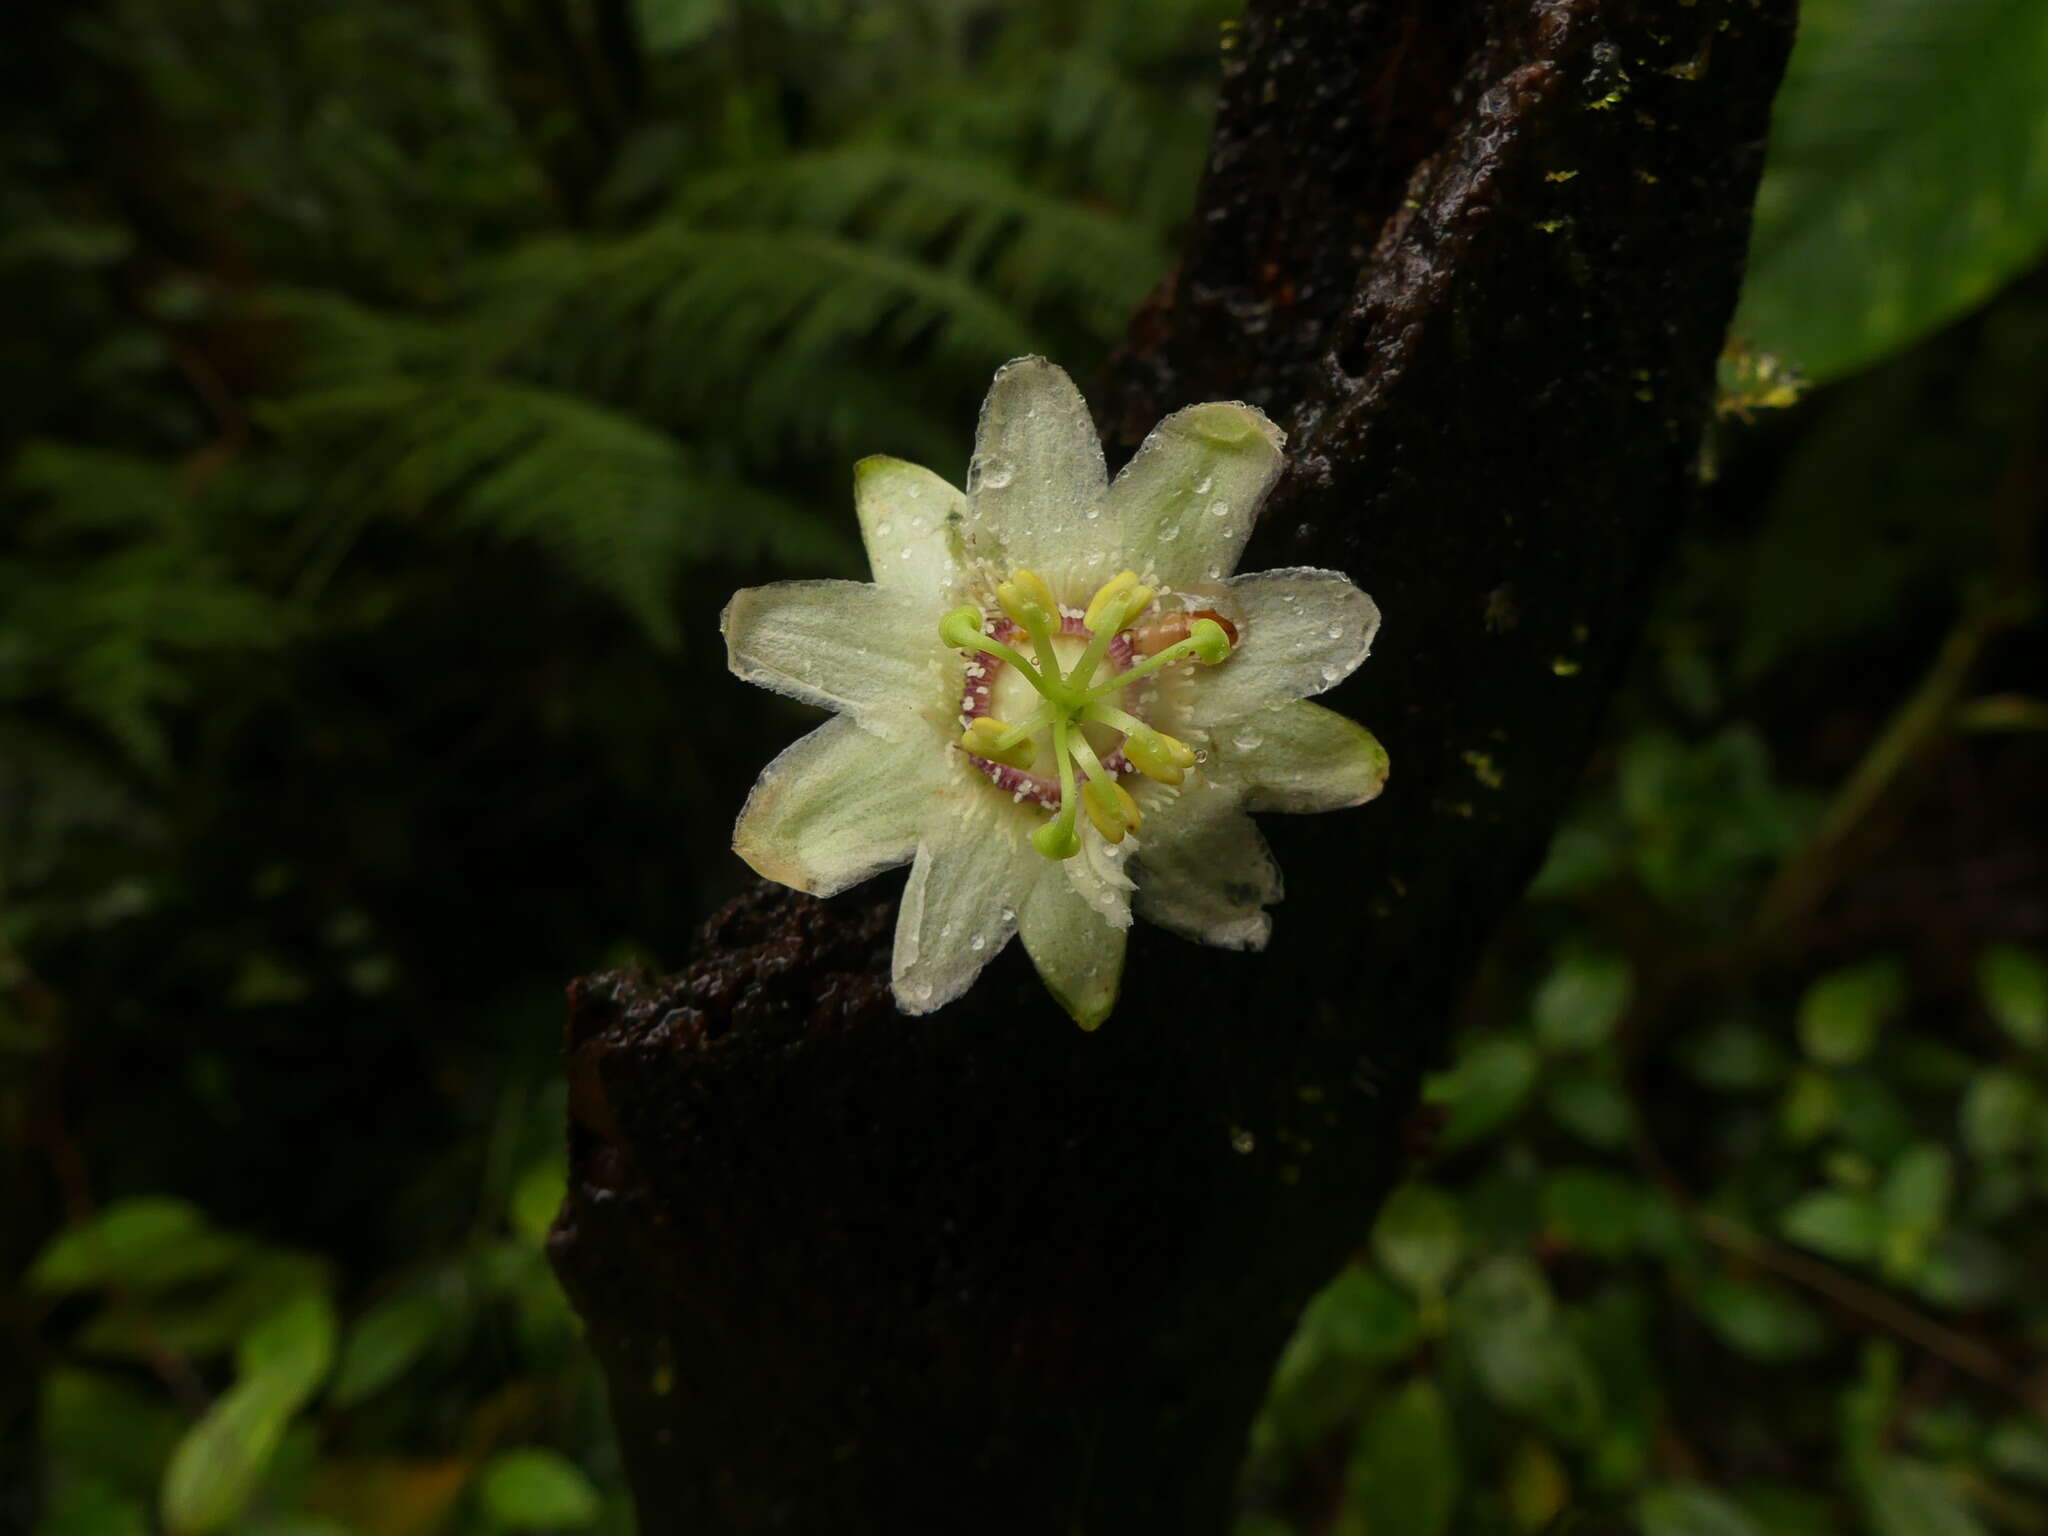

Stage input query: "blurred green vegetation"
[{"left": 2, "top": 1, "right": 2045, "bottom": 1533}]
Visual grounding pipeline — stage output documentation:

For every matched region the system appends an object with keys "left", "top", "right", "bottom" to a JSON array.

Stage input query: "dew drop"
[
  {"left": 999, "top": 906, "right": 1017, "bottom": 924},
  {"left": 1193, "top": 474, "right": 1214, "bottom": 494},
  {"left": 1160, "top": 524, "right": 1181, "bottom": 542},
  {"left": 940, "top": 921, "right": 955, "bottom": 938},
  {"left": 899, "top": 548, "right": 914, "bottom": 561},
  {"left": 1209, "top": 498, "right": 1231, "bottom": 518},
  {"left": 876, "top": 519, "right": 893, "bottom": 535},
  {"left": 1232, "top": 726, "right": 1263, "bottom": 751},
  {"left": 978, "top": 456, "right": 1015, "bottom": 490},
  {"left": 1327, "top": 622, "right": 1344, "bottom": 640},
  {"left": 970, "top": 934, "right": 986, "bottom": 951},
  {"left": 1320, "top": 662, "right": 1343, "bottom": 683},
  {"left": 1229, "top": 1127, "right": 1256, "bottom": 1154}
]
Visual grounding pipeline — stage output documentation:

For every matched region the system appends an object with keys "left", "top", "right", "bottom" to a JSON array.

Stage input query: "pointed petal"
[
  {"left": 854, "top": 455, "right": 964, "bottom": 594},
  {"left": 1131, "top": 783, "right": 1280, "bottom": 951},
  {"left": 1188, "top": 567, "right": 1380, "bottom": 726},
  {"left": 1208, "top": 700, "right": 1390, "bottom": 814},
  {"left": 1105, "top": 400, "right": 1284, "bottom": 587},
  {"left": 961, "top": 357, "right": 1109, "bottom": 586},
  {"left": 733, "top": 716, "right": 933, "bottom": 896},
  {"left": 722, "top": 579, "right": 944, "bottom": 739},
  {"left": 1019, "top": 864, "right": 1126, "bottom": 1030},
  {"left": 891, "top": 810, "right": 1032, "bottom": 1015}
]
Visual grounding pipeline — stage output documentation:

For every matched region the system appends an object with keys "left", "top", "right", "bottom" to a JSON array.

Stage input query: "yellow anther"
[
  {"left": 1083, "top": 570, "right": 1154, "bottom": 633},
  {"left": 1122, "top": 725, "right": 1197, "bottom": 785},
  {"left": 996, "top": 568, "right": 1060, "bottom": 628},
  {"left": 959, "top": 717, "right": 1037, "bottom": 770},
  {"left": 1081, "top": 776, "right": 1141, "bottom": 843}
]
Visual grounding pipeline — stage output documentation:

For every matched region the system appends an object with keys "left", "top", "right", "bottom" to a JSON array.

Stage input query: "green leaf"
[
  {"left": 39, "top": 1480, "right": 152, "bottom": 1536},
  {"left": 1538, "top": 1167, "right": 1644, "bottom": 1257},
  {"left": 1638, "top": 1482, "right": 1765, "bottom": 1536},
  {"left": 235, "top": 1290, "right": 337, "bottom": 1400},
  {"left": 1959, "top": 1068, "right": 2037, "bottom": 1159},
  {"left": 79, "top": 1251, "right": 331, "bottom": 1362},
  {"left": 159, "top": 1377, "right": 297, "bottom": 1535},
  {"left": 511, "top": 1158, "right": 567, "bottom": 1248},
  {"left": 1533, "top": 947, "right": 1632, "bottom": 1051},
  {"left": 1344, "top": 1379, "right": 1457, "bottom": 1536},
  {"left": 1455, "top": 1258, "right": 1602, "bottom": 1441},
  {"left": 1283, "top": 1268, "right": 1420, "bottom": 1373},
  {"left": 331, "top": 1292, "right": 444, "bottom": 1408},
  {"left": 1987, "top": 1420, "right": 2048, "bottom": 1486},
  {"left": 477, "top": 1448, "right": 603, "bottom": 1531},
  {"left": 1737, "top": 0, "right": 2048, "bottom": 381},
  {"left": 1693, "top": 1274, "right": 1829, "bottom": 1363},
  {"left": 1371, "top": 1184, "right": 1463, "bottom": 1297},
  {"left": 1780, "top": 1067, "right": 1841, "bottom": 1145},
  {"left": 1978, "top": 944, "right": 2048, "bottom": 1050},
  {"left": 1779, "top": 1190, "right": 1883, "bottom": 1263},
  {"left": 1681, "top": 1019, "right": 1789, "bottom": 1093},
  {"left": 1423, "top": 1034, "right": 1539, "bottom": 1149},
  {"left": 1546, "top": 1072, "right": 1633, "bottom": 1149},
  {"left": 1797, "top": 958, "right": 1905, "bottom": 1066},
  {"left": 1862, "top": 1457, "right": 1990, "bottom": 1536},
  {"left": 29, "top": 1198, "right": 245, "bottom": 1293},
  {"left": 1880, "top": 1143, "right": 1953, "bottom": 1276},
  {"left": 40, "top": 1367, "right": 187, "bottom": 1497}
]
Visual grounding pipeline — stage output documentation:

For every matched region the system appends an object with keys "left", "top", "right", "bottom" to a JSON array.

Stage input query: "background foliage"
[{"left": 2, "top": 1, "right": 2045, "bottom": 1532}]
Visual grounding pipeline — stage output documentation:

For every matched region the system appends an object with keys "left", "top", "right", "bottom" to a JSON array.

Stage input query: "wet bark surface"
[{"left": 548, "top": 1, "right": 1797, "bottom": 1528}]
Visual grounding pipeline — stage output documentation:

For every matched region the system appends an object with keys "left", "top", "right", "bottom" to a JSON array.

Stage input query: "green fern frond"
[
  {"left": 672, "top": 147, "right": 1168, "bottom": 339},
  {"left": 267, "top": 379, "right": 841, "bottom": 649},
  {"left": 3, "top": 445, "right": 295, "bottom": 775}
]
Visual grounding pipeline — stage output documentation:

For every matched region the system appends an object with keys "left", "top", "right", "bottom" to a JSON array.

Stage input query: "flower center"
[{"left": 939, "top": 568, "right": 1233, "bottom": 860}]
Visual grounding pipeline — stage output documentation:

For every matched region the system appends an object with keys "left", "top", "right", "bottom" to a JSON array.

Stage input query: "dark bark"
[{"left": 547, "top": 1, "right": 1796, "bottom": 1529}]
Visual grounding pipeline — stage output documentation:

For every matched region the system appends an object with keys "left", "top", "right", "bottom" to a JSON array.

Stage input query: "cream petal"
[
  {"left": 1018, "top": 862, "right": 1127, "bottom": 1030},
  {"left": 961, "top": 356, "right": 1109, "bottom": 589},
  {"left": 1065, "top": 822, "right": 1137, "bottom": 929},
  {"left": 1105, "top": 401, "right": 1284, "bottom": 587},
  {"left": 1207, "top": 700, "right": 1390, "bottom": 814},
  {"left": 732, "top": 716, "right": 934, "bottom": 896},
  {"left": 1188, "top": 567, "right": 1380, "bottom": 726},
  {"left": 891, "top": 807, "right": 1034, "bottom": 1015},
  {"left": 1131, "top": 782, "right": 1281, "bottom": 951},
  {"left": 853, "top": 455, "right": 964, "bottom": 595},
  {"left": 722, "top": 579, "right": 946, "bottom": 739}
]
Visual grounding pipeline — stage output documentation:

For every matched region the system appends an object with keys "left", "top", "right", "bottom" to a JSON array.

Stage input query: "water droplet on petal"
[
  {"left": 1193, "top": 474, "right": 1214, "bottom": 494},
  {"left": 970, "top": 934, "right": 986, "bottom": 951},
  {"left": 1232, "top": 727, "right": 1263, "bottom": 751},
  {"left": 876, "top": 519, "right": 893, "bottom": 535},
  {"left": 1160, "top": 524, "right": 1180, "bottom": 542},
  {"left": 978, "top": 456, "right": 1015, "bottom": 490},
  {"left": 1209, "top": 498, "right": 1231, "bottom": 518},
  {"left": 1320, "top": 662, "right": 1343, "bottom": 683},
  {"left": 1326, "top": 622, "right": 1344, "bottom": 640}
]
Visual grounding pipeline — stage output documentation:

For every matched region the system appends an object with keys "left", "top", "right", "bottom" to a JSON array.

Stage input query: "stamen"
[
  {"left": 951, "top": 584, "right": 1233, "bottom": 859},
  {"left": 1070, "top": 571, "right": 1155, "bottom": 691},
  {"left": 1085, "top": 703, "right": 1196, "bottom": 785},
  {"left": 1031, "top": 717, "right": 1083, "bottom": 860},
  {"left": 959, "top": 718, "right": 1037, "bottom": 770},
  {"left": 940, "top": 605, "right": 1044, "bottom": 688},
  {"left": 1081, "top": 618, "right": 1231, "bottom": 701},
  {"left": 996, "top": 569, "right": 1060, "bottom": 630}
]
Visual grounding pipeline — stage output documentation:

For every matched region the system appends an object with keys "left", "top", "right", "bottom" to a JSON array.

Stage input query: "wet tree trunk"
[{"left": 547, "top": 1, "right": 1797, "bottom": 1529}]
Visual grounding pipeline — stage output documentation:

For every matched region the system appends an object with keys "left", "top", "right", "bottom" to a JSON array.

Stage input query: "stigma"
[{"left": 939, "top": 567, "right": 1231, "bottom": 859}]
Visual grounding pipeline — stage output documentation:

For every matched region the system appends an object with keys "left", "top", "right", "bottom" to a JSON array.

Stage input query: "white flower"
[{"left": 722, "top": 357, "right": 1387, "bottom": 1029}]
